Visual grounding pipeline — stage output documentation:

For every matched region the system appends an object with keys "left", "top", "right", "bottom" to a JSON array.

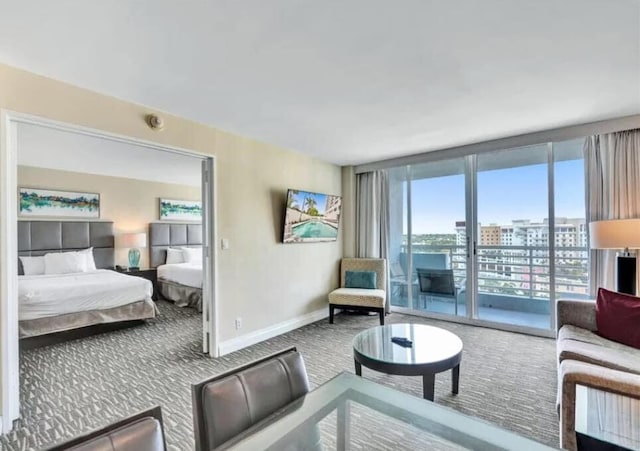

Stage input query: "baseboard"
[{"left": 218, "top": 307, "right": 328, "bottom": 356}]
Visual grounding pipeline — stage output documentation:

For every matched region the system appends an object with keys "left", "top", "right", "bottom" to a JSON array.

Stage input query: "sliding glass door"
[
  {"left": 389, "top": 159, "right": 468, "bottom": 318},
  {"left": 388, "top": 140, "right": 588, "bottom": 333},
  {"left": 553, "top": 139, "right": 588, "bottom": 303},
  {"left": 476, "top": 145, "right": 551, "bottom": 328}
]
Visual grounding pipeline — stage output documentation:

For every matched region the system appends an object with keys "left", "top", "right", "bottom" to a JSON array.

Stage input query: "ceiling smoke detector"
[{"left": 146, "top": 114, "right": 164, "bottom": 131}]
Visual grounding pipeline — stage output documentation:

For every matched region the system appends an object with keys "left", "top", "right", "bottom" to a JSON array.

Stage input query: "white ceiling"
[
  {"left": 1, "top": 1, "right": 639, "bottom": 166},
  {"left": 17, "top": 123, "right": 202, "bottom": 186}
]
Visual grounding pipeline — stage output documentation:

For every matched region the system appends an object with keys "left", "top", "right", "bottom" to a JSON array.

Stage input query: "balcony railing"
[{"left": 398, "top": 244, "right": 589, "bottom": 300}]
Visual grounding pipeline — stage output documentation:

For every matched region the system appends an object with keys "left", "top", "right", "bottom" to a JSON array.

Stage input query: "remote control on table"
[{"left": 391, "top": 336, "right": 413, "bottom": 347}]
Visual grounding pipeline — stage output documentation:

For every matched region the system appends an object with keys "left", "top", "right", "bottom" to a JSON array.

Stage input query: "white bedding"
[
  {"left": 19, "top": 269, "right": 153, "bottom": 321},
  {"left": 157, "top": 263, "right": 203, "bottom": 289}
]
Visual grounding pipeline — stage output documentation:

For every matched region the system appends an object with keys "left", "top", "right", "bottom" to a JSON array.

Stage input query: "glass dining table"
[{"left": 220, "top": 372, "right": 557, "bottom": 450}]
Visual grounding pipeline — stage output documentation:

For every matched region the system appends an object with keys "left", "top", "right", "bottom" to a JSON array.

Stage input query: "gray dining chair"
[
  {"left": 45, "top": 406, "right": 166, "bottom": 451},
  {"left": 192, "top": 346, "right": 315, "bottom": 450}
]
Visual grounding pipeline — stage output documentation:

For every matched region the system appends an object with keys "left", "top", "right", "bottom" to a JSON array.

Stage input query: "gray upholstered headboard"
[
  {"left": 149, "top": 222, "right": 202, "bottom": 268},
  {"left": 18, "top": 221, "right": 115, "bottom": 275}
]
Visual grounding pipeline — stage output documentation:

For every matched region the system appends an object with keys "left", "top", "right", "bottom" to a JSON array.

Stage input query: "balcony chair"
[
  {"left": 192, "top": 346, "right": 319, "bottom": 450},
  {"left": 328, "top": 258, "right": 387, "bottom": 325},
  {"left": 46, "top": 406, "right": 166, "bottom": 451},
  {"left": 416, "top": 268, "right": 460, "bottom": 314}
]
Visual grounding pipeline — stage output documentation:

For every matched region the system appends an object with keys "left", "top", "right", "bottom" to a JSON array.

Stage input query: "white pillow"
[
  {"left": 44, "top": 251, "right": 87, "bottom": 275},
  {"left": 166, "top": 248, "right": 185, "bottom": 264},
  {"left": 181, "top": 247, "right": 203, "bottom": 264},
  {"left": 19, "top": 256, "right": 46, "bottom": 276},
  {"left": 79, "top": 247, "right": 97, "bottom": 271}
]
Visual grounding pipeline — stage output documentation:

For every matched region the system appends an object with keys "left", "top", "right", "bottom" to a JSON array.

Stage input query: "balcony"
[{"left": 390, "top": 244, "right": 589, "bottom": 329}]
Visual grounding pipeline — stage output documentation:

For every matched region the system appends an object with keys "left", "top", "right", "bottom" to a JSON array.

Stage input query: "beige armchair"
[{"left": 328, "top": 258, "right": 387, "bottom": 325}]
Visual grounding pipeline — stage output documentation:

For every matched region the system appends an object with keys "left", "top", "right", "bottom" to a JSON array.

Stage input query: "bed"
[
  {"left": 150, "top": 222, "right": 203, "bottom": 312},
  {"left": 18, "top": 221, "right": 157, "bottom": 338}
]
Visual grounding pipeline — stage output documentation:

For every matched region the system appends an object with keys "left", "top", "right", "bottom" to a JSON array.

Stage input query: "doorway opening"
[{"left": 0, "top": 112, "right": 218, "bottom": 432}]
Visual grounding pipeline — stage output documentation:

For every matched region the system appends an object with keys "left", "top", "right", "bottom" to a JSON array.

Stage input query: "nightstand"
[{"left": 114, "top": 267, "right": 158, "bottom": 301}]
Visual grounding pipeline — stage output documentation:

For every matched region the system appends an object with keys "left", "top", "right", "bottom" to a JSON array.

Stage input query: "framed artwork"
[
  {"left": 19, "top": 188, "right": 100, "bottom": 218},
  {"left": 160, "top": 198, "right": 202, "bottom": 221}
]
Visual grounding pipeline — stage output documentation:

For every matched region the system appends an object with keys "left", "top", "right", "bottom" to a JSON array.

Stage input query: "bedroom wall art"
[
  {"left": 160, "top": 198, "right": 202, "bottom": 221},
  {"left": 19, "top": 188, "right": 100, "bottom": 218}
]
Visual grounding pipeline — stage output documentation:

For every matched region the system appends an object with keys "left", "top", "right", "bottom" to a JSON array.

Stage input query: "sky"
[{"left": 404, "top": 159, "right": 585, "bottom": 234}]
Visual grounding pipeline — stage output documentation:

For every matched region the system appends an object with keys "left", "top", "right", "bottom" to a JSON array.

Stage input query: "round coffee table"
[{"left": 353, "top": 323, "right": 463, "bottom": 401}]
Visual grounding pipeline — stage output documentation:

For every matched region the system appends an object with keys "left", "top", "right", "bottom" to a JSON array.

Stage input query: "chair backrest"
[
  {"left": 398, "top": 252, "right": 449, "bottom": 273},
  {"left": 340, "top": 258, "right": 386, "bottom": 290},
  {"left": 416, "top": 268, "right": 456, "bottom": 298},
  {"left": 46, "top": 407, "right": 166, "bottom": 451},
  {"left": 390, "top": 261, "right": 405, "bottom": 278},
  {"left": 192, "top": 347, "right": 310, "bottom": 450}
]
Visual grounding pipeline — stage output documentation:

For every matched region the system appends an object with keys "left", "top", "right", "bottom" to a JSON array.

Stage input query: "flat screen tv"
[{"left": 283, "top": 189, "right": 342, "bottom": 243}]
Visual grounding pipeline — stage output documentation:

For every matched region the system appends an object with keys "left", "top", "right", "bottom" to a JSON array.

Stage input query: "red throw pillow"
[{"left": 596, "top": 287, "right": 640, "bottom": 349}]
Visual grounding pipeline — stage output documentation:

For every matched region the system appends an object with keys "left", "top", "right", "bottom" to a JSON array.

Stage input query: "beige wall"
[
  {"left": 0, "top": 64, "right": 343, "bottom": 344},
  {"left": 18, "top": 166, "right": 200, "bottom": 268}
]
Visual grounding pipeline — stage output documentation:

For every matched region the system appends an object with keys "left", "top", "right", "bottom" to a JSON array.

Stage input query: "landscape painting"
[
  {"left": 19, "top": 188, "right": 100, "bottom": 218},
  {"left": 283, "top": 189, "right": 342, "bottom": 243},
  {"left": 160, "top": 198, "right": 202, "bottom": 221}
]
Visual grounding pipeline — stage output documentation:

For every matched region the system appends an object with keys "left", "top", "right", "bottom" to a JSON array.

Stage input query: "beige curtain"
[
  {"left": 356, "top": 170, "right": 390, "bottom": 310},
  {"left": 585, "top": 129, "right": 640, "bottom": 295}
]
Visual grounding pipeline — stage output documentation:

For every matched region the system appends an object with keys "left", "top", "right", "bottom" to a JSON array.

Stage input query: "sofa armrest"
[
  {"left": 557, "top": 299, "right": 597, "bottom": 333},
  {"left": 559, "top": 360, "right": 640, "bottom": 450}
]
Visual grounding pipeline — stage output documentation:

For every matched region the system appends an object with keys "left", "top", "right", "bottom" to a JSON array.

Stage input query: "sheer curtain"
[
  {"left": 585, "top": 129, "right": 640, "bottom": 295},
  {"left": 356, "top": 170, "right": 390, "bottom": 310}
]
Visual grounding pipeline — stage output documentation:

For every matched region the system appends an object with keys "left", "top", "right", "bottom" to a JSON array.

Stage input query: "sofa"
[{"left": 556, "top": 298, "right": 640, "bottom": 450}]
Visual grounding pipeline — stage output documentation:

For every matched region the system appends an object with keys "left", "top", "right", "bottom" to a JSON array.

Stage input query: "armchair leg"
[
  {"left": 329, "top": 305, "right": 335, "bottom": 324},
  {"left": 378, "top": 309, "right": 384, "bottom": 325}
]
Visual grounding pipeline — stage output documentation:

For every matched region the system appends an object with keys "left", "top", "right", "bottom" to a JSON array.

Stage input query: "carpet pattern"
[{"left": 0, "top": 301, "right": 558, "bottom": 450}]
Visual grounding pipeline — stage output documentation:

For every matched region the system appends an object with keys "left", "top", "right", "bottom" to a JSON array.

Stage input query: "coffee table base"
[{"left": 355, "top": 360, "right": 460, "bottom": 402}]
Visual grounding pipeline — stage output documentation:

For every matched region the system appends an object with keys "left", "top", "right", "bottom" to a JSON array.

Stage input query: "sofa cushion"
[
  {"left": 558, "top": 325, "right": 640, "bottom": 375},
  {"left": 558, "top": 324, "right": 611, "bottom": 346},
  {"left": 596, "top": 287, "right": 640, "bottom": 349},
  {"left": 328, "top": 288, "right": 385, "bottom": 308}
]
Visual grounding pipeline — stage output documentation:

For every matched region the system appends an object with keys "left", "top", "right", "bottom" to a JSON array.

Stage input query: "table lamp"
[
  {"left": 589, "top": 219, "right": 640, "bottom": 295},
  {"left": 118, "top": 232, "right": 147, "bottom": 270}
]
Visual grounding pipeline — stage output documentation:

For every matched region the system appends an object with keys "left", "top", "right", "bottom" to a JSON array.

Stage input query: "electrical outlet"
[
  {"left": 235, "top": 317, "right": 242, "bottom": 330},
  {"left": 221, "top": 238, "right": 230, "bottom": 250}
]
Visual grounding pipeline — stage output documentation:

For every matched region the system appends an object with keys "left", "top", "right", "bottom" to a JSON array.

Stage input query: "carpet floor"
[{"left": 0, "top": 300, "right": 559, "bottom": 450}]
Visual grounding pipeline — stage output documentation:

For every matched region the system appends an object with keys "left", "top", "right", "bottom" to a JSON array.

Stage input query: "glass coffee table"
[{"left": 353, "top": 323, "right": 463, "bottom": 401}]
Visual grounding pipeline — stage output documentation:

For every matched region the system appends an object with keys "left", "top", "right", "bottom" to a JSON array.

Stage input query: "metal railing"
[{"left": 398, "top": 244, "right": 589, "bottom": 300}]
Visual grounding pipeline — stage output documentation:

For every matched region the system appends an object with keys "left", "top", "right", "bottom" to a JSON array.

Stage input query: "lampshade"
[
  {"left": 589, "top": 219, "right": 640, "bottom": 250},
  {"left": 117, "top": 232, "right": 147, "bottom": 249}
]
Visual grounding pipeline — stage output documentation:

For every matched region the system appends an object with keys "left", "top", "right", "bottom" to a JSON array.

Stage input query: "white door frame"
[
  {"left": 0, "top": 111, "right": 19, "bottom": 434},
  {"left": 0, "top": 110, "right": 219, "bottom": 433},
  {"left": 201, "top": 157, "right": 218, "bottom": 354}
]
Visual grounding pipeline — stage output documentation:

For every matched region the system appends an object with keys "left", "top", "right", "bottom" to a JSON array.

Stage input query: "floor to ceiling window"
[
  {"left": 388, "top": 139, "right": 588, "bottom": 333},
  {"left": 553, "top": 139, "right": 588, "bottom": 302},
  {"left": 389, "top": 160, "right": 467, "bottom": 316},
  {"left": 476, "top": 144, "right": 550, "bottom": 328},
  {"left": 389, "top": 167, "right": 409, "bottom": 308}
]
